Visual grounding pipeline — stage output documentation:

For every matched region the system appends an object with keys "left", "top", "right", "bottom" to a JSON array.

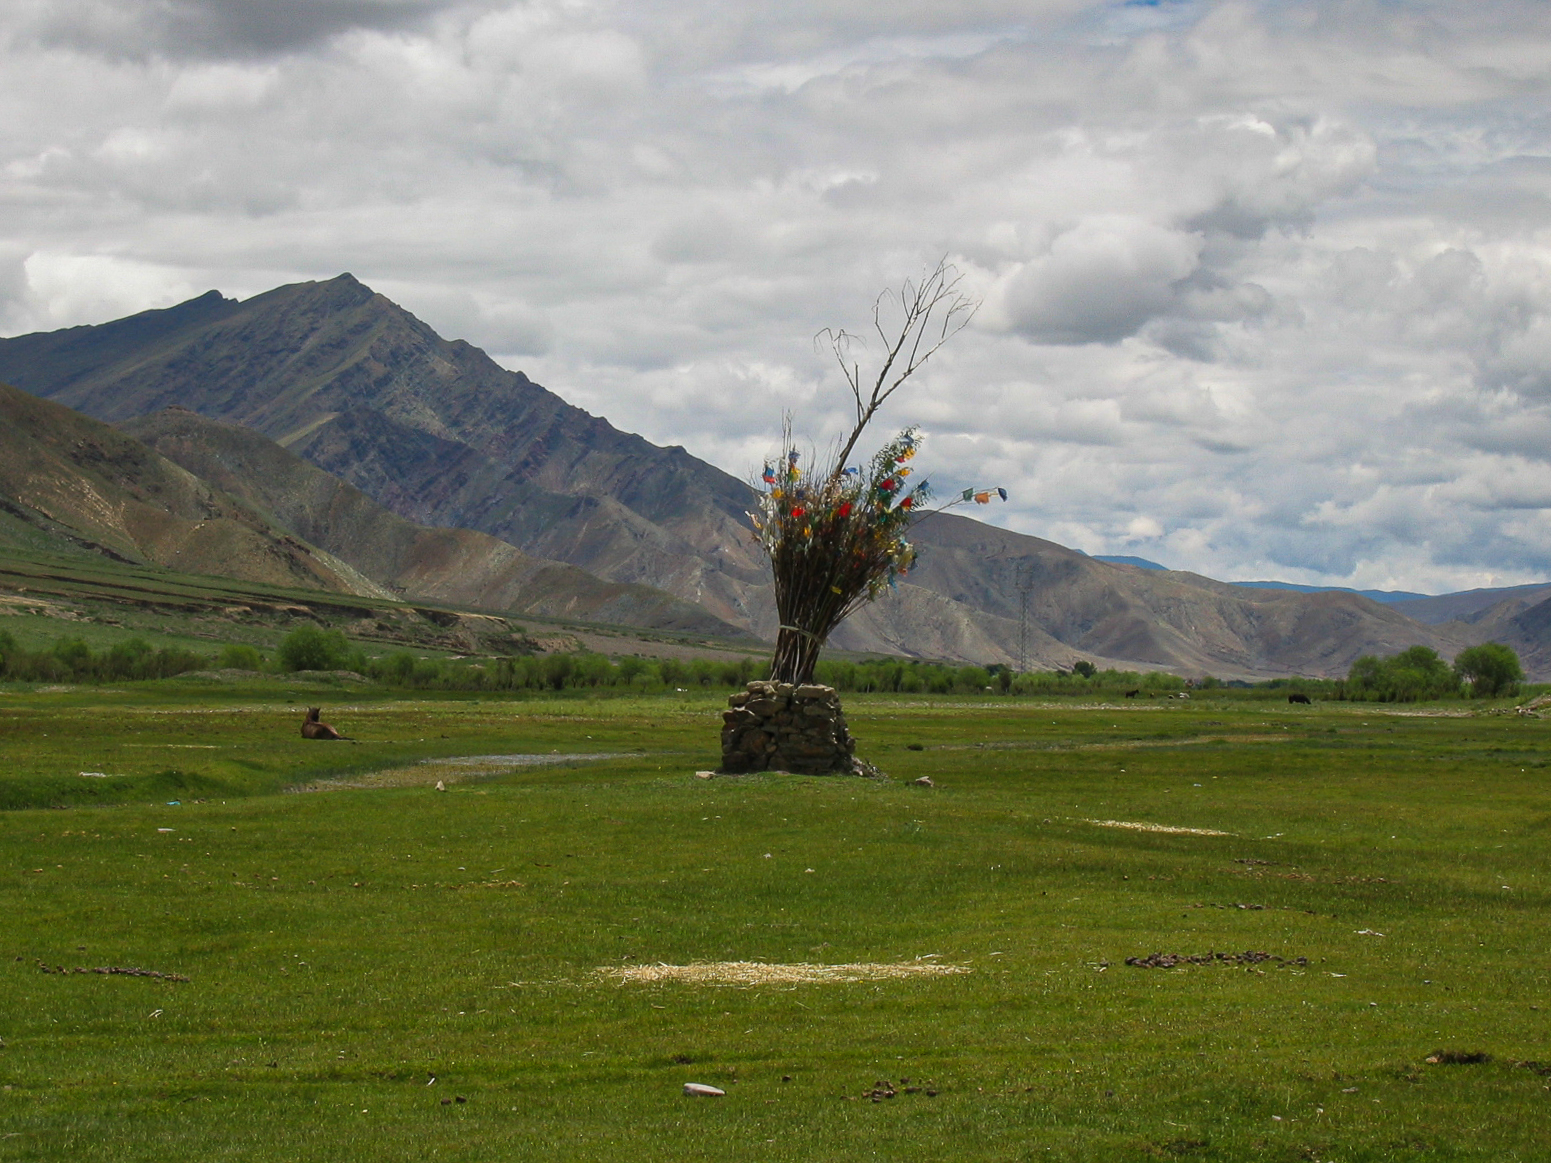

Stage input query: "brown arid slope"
[
  {"left": 1388, "top": 583, "right": 1551, "bottom": 625},
  {"left": 122, "top": 407, "right": 743, "bottom": 637},
  {"left": 0, "top": 382, "right": 387, "bottom": 597},
  {"left": 0, "top": 277, "right": 1516, "bottom": 678},
  {"left": 843, "top": 517, "right": 1476, "bottom": 678},
  {"left": 1428, "top": 590, "right": 1551, "bottom": 678}
]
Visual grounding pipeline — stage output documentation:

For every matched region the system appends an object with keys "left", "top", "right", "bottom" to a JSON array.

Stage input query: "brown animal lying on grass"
[{"left": 301, "top": 707, "right": 347, "bottom": 740}]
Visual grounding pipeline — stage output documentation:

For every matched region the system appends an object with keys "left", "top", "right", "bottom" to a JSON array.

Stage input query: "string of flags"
[
  {"left": 751, "top": 430, "right": 1006, "bottom": 592},
  {"left": 962, "top": 487, "right": 1009, "bottom": 505}
]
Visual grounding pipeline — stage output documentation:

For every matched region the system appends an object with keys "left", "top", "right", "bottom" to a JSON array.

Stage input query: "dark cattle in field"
[
  {"left": 1287, "top": 693, "right": 1312, "bottom": 705},
  {"left": 301, "top": 707, "right": 345, "bottom": 739},
  {"left": 1124, "top": 689, "right": 1140, "bottom": 698}
]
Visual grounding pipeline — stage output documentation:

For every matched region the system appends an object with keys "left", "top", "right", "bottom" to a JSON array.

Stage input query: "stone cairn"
[{"left": 720, "top": 681, "right": 858, "bottom": 774}]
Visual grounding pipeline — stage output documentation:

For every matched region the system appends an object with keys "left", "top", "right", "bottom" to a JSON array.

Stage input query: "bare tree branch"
[{"left": 819, "top": 258, "right": 978, "bottom": 475}]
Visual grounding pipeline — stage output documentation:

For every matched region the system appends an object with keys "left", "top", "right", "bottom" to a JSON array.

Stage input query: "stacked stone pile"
[{"left": 720, "top": 681, "right": 858, "bottom": 774}]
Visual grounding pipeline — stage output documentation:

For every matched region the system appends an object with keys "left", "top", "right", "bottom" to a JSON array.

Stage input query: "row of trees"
[
  {"left": 1342, "top": 642, "right": 1524, "bottom": 702},
  {"left": 0, "top": 631, "right": 209, "bottom": 683},
  {"left": 0, "top": 625, "right": 1530, "bottom": 702},
  {"left": 0, "top": 626, "right": 1170, "bottom": 695}
]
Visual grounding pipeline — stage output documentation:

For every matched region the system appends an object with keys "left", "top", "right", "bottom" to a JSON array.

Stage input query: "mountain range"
[
  {"left": 3, "top": 273, "right": 1550, "bottom": 678},
  {"left": 0, "top": 384, "right": 738, "bottom": 636},
  {"left": 1090, "top": 554, "right": 1551, "bottom": 613}
]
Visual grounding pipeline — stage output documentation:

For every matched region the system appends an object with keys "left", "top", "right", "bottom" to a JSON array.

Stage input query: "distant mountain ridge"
[
  {"left": 1092, "top": 555, "right": 1167, "bottom": 571},
  {"left": 8, "top": 274, "right": 1551, "bottom": 678},
  {"left": 1096, "top": 554, "right": 1549, "bottom": 616},
  {"left": 1230, "top": 580, "right": 1428, "bottom": 604}
]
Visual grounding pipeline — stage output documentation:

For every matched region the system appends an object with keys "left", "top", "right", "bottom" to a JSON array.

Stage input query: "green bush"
[
  {"left": 217, "top": 643, "right": 265, "bottom": 671},
  {"left": 1454, "top": 642, "right": 1523, "bottom": 698},
  {"left": 275, "top": 625, "right": 355, "bottom": 672},
  {"left": 0, "top": 634, "right": 208, "bottom": 683},
  {"left": 1342, "top": 645, "right": 1461, "bottom": 702}
]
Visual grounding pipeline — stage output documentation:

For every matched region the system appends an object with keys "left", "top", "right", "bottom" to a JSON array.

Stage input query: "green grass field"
[{"left": 1, "top": 686, "right": 1548, "bottom": 1160}]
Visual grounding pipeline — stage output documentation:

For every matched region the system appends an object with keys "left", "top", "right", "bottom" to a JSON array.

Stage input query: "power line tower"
[{"left": 1013, "top": 563, "right": 1035, "bottom": 673}]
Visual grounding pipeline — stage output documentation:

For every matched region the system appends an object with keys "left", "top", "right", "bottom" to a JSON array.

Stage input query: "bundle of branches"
[
  {"left": 753, "top": 430, "right": 928, "bottom": 684},
  {"left": 747, "top": 258, "right": 1004, "bottom": 686}
]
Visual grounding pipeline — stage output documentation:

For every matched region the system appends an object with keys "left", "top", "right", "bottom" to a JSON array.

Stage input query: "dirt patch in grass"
[
  {"left": 594, "top": 960, "right": 972, "bottom": 986},
  {"left": 288, "top": 752, "right": 627, "bottom": 792}
]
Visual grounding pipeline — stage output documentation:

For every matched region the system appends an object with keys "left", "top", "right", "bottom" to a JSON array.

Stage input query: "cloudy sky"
[{"left": 3, "top": 0, "right": 1550, "bottom": 593}]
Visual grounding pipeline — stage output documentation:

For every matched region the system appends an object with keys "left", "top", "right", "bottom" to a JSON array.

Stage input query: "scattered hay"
[
  {"left": 1082, "top": 819, "right": 1235, "bottom": 837},
  {"left": 594, "top": 960, "right": 972, "bottom": 986}
]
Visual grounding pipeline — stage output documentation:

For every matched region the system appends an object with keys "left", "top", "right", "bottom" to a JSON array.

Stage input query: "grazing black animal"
[
  {"left": 1287, "top": 693, "right": 1312, "bottom": 705},
  {"left": 1124, "top": 689, "right": 1140, "bottom": 698},
  {"left": 301, "top": 707, "right": 345, "bottom": 739}
]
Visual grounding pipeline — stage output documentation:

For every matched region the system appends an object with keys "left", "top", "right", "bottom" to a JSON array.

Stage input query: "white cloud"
[
  {"left": 2, "top": 0, "right": 1551, "bottom": 593},
  {"left": 986, "top": 216, "right": 1204, "bottom": 343},
  {"left": 12, "top": 252, "right": 200, "bottom": 331}
]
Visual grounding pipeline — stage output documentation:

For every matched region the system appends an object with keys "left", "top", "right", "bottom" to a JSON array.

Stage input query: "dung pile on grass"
[
  {"left": 1427, "top": 1050, "right": 1491, "bottom": 1065},
  {"left": 594, "top": 960, "right": 971, "bottom": 986},
  {"left": 37, "top": 961, "right": 189, "bottom": 982},
  {"left": 1125, "top": 951, "right": 1307, "bottom": 969}
]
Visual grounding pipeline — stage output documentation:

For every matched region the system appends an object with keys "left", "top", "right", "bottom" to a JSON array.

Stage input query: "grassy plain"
[{"left": 1, "top": 686, "right": 1548, "bottom": 1160}]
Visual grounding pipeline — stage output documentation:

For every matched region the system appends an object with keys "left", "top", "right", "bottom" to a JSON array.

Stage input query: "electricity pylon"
[{"left": 1014, "top": 563, "right": 1035, "bottom": 673}]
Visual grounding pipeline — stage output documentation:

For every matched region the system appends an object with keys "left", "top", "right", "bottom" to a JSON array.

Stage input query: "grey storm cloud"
[
  {"left": 3, "top": 0, "right": 1551, "bottom": 594},
  {"left": 9, "top": 0, "right": 468, "bottom": 59}
]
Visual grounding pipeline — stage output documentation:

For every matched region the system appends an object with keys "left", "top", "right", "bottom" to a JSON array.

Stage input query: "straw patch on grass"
[
  {"left": 1081, "top": 818, "right": 1235, "bottom": 837},
  {"left": 594, "top": 960, "right": 972, "bottom": 986}
]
